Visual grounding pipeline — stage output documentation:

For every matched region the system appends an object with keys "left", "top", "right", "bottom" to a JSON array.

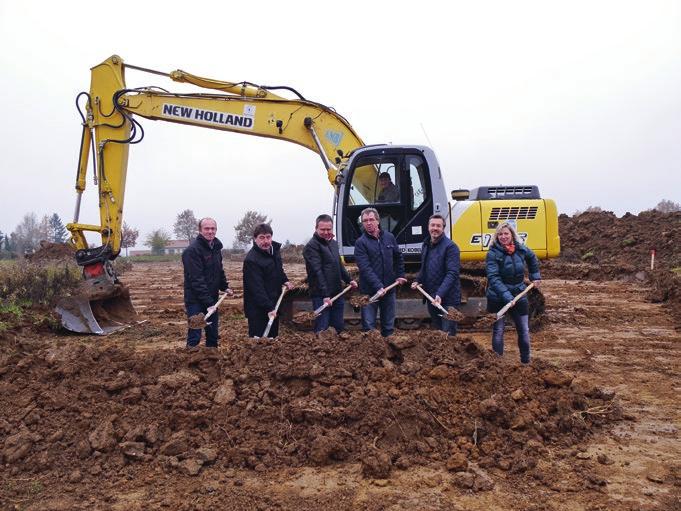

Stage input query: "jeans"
[
  {"left": 312, "top": 296, "right": 345, "bottom": 333},
  {"left": 186, "top": 302, "right": 219, "bottom": 348},
  {"left": 491, "top": 310, "right": 530, "bottom": 364},
  {"left": 428, "top": 303, "right": 458, "bottom": 336},
  {"left": 361, "top": 291, "right": 396, "bottom": 337}
]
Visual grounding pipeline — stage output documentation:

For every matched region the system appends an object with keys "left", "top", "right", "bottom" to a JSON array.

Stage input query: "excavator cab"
[{"left": 336, "top": 145, "right": 449, "bottom": 267}]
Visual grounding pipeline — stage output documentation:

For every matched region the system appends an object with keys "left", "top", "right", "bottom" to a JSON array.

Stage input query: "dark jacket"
[
  {"left": 182, "top": 235, "right": 228, "bottom": 308},
  {"left": 485, "top": 242, "right": 541, "bottom": 304},
  {"left": 303, "top": 233, "right": 352, "bottom": 297},
  {"left": 416, "top": 235, "right": 461, "bottom": 306},
  {"left": 243, "top": 241, "right": 289, "bottom": 317},
  {"left": 354, "top": 230, "right": 405, "bottom": 295}
]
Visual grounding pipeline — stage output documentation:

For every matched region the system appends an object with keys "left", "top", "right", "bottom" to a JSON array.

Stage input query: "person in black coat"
[
  {"left": 182, "top": 218, "right": 232, "bottom": 347},
  {"left": 303, "top": 214, "right": 357, "bottom": 333},
  {"left": 411, "top": 214, "right": 461, "bottom": 336},
  {"left": 243, "top": 223, "right": 293, "bottom": 338}
]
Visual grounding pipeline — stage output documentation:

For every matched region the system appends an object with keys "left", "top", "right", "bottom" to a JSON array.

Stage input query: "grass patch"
[
  {"left": 123, "top": 254, "right": 182, "bottom": 263},
  {"left": 0, "top": 261, "right": 81, "bottom": 333},
  {"left": 0, "top": 262, "right": 81, "bottom": 307},
  {"left": 672, "top": 267, "right": 681, "bottom": 275}
]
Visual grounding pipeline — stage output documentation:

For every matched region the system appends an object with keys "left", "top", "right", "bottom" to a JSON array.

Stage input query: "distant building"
[
  {"left": 128, "top": 239, "right": 190, "bottom": 256},
  {"left": 164, "top": 239, "right": 190, "bottom": 254}
]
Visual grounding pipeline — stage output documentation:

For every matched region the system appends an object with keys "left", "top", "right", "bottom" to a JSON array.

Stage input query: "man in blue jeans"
[
  {"left": 182, "top": 218, "right": 232, "bottom": 348},
  {"left": 354, "top": 208, "right": 406, "bottom": 337},
  {"left": 411, "top": 214, "right": 461, "bottom": 336},
  {"left": 303, "top": 214, "right": 357, "bottom": 333}
]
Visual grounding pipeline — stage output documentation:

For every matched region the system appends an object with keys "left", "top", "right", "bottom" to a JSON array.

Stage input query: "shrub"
[{"left": 0, "top": 261, "right": 81, "bottom": 307}]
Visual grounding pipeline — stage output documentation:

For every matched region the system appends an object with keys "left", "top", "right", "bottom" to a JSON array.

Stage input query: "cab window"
[
  {"left": 348, "top": 158, "right": 400, "bottom": 205},
  {"left": 407, "top": 155, "right": 428, "bottom": 211}
]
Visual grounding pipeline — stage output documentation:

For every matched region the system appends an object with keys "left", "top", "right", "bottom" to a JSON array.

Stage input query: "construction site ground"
[{"left": 1, "top": 255, "right": 680, "bottom": 511}]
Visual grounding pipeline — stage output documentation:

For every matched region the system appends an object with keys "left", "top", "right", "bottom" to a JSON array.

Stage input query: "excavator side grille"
[
  {"left": 489, "top": 206, "right": 539, "bottom": 221},
  {"left": 486, "top": 186, "right": 535, "bottom": 198}
]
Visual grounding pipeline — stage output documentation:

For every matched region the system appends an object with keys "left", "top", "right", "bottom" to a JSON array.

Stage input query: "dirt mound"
[
  {"left": 555, "top": 210, "right": 681, "bottom": 271},
  {"left": 0, "top": 331, "right": 620, "bottom": 485},
  {"left": 26, "top": 241, "right": 76, "bottom": 263}
]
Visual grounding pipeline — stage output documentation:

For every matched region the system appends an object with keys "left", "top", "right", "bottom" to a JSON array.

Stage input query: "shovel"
[
  {"left": 187, "top": 291, "right": 229, "bottom": 329},
  {"left": 293, "top": 285, "right": 354, "bottom": 326},
  {"left": 415, "top": 284, "right": 465, "bottom": 321},
  {"left": 314, "top": 285, "right": 353, "bottom": 316},
  {"left": 496, "top": 282, "right": 535, "bottom": 320},
  {"left": 262, "top": 286, "right": 287, "bottom": 338},
  {"left": 369, "top": 281, "right": 400, "bottom": 303}
]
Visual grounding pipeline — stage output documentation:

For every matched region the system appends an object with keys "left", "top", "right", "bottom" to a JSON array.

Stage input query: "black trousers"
[{"left": 247, "top": 311, "right": 280, "bottom": 338}]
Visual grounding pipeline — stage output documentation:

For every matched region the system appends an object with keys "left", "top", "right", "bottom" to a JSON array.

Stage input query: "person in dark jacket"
[
  {"left": 182, "top": 217, "right": 232, "bottom": 348},
  {"left": 243, "top": 223, "right": 293, "bottom": 338},
  {"left": 485, "top": 221, "right": 541, "bottom": 364},
  {"left": 303, "top": 214, "right": 357, "bottom": 333},
  {"left": 411, "top": 214, "right": 461, "bottom": 336},
  {"left": 355, "top": 208, "right": 407, "bottom": 337}
]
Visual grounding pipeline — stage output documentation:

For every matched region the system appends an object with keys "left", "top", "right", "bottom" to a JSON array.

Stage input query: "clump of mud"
[
  {"left": 349, "top": 294, "right": 371, "bottom": 307},
  {"left": 291, "top": 311, "right": 316, "bottom": 326},
  {"left": 0, "top": 330, "right": 621, "bottom": 483},
  {"left": 188, "top": 314, "right": 207, "bottom": 329}
]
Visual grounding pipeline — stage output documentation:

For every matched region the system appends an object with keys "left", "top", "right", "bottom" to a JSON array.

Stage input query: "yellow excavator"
[{"left": 57, "top": 55, "right": 560, "bottom": 334}]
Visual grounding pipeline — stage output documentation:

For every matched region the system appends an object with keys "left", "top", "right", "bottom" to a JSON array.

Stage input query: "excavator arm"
[
  {"left": 67, "top": 55, "right": 365, "bottom": 257},
  {"left": 60, "top": 55, "right": 368, "bottom": 335}
]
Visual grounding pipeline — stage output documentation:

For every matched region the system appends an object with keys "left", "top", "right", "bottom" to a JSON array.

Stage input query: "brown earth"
[
  {"left": 25, "top": 241, "right": 77, "bottom": 263},
  {"left": 1, "top": 211, "right": 680, "bottom": 510},
  {"left": 1, "top": 258, "right": 680, "bottom": 510}
]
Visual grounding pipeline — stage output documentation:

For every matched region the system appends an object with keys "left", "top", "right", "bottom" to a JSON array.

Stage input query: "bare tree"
[
  {"left": 234, "top": 211, "right": 270, "bottom": 248},
  {"left": 13, "top": 213, "right": 44, "bottom": 254},
  {"left": 144, "top": 229, "right": 171, "bottom": 255},
  {"left": 121, "top": 222, "right": 140, "bottom": 256},
  {"left": 654, "top": 199, "right": 681, "bottom": 213},
  {"left": 173, "top": 209, "right": 198, "bottom": 243}
]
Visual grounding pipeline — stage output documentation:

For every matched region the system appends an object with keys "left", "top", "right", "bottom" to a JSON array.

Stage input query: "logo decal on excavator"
[
  {"left": 162, "top": 103, "right": 255, "bottom": 130},
  {"left": 325, "top": 130, "right": 343, "bottom": 146},
  {"left": 470, "top": 232, "right": 528, "bottom": 247}
]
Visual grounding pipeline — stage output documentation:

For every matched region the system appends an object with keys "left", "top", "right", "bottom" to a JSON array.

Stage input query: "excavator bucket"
[{"left": 56, "top": 275, "right": 138, "bottom": 335}]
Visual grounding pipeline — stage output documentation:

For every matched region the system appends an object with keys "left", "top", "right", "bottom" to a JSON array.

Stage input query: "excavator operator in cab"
[{"left": 376, "top": 172, "right": 400, "bottom": 203}]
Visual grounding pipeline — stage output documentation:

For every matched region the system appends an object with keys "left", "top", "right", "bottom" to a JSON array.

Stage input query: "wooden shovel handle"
[
  {"left": 204, "top": 291, "right": 229, "bottom": 321},
  {"left": 496, "top": 282, "right": 535, "bottom": 320},
  {"left": 415, "top": 284, "right": 449, "bottom": 315},
  {"left": 273, "top": 286, "right": 288, "bottom": 314},
  {"left": 370, "top": 280, "right": 400, "bottom": 303},
  {"left": 314, "top": 285, "right": 353, "bottom": 316}
]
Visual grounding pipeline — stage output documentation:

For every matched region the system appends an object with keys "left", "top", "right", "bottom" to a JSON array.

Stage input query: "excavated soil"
[
  {"left": 25, "top": 241, "right": 77, "bottom": 264},
  {"left": 1, "top": 210, "right": 681, "bottom": 510}
]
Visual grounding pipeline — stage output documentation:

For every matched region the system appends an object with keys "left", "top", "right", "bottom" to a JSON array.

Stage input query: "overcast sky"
[{"left": 1, "top": 0, "right": 679, "bottom": 248}]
